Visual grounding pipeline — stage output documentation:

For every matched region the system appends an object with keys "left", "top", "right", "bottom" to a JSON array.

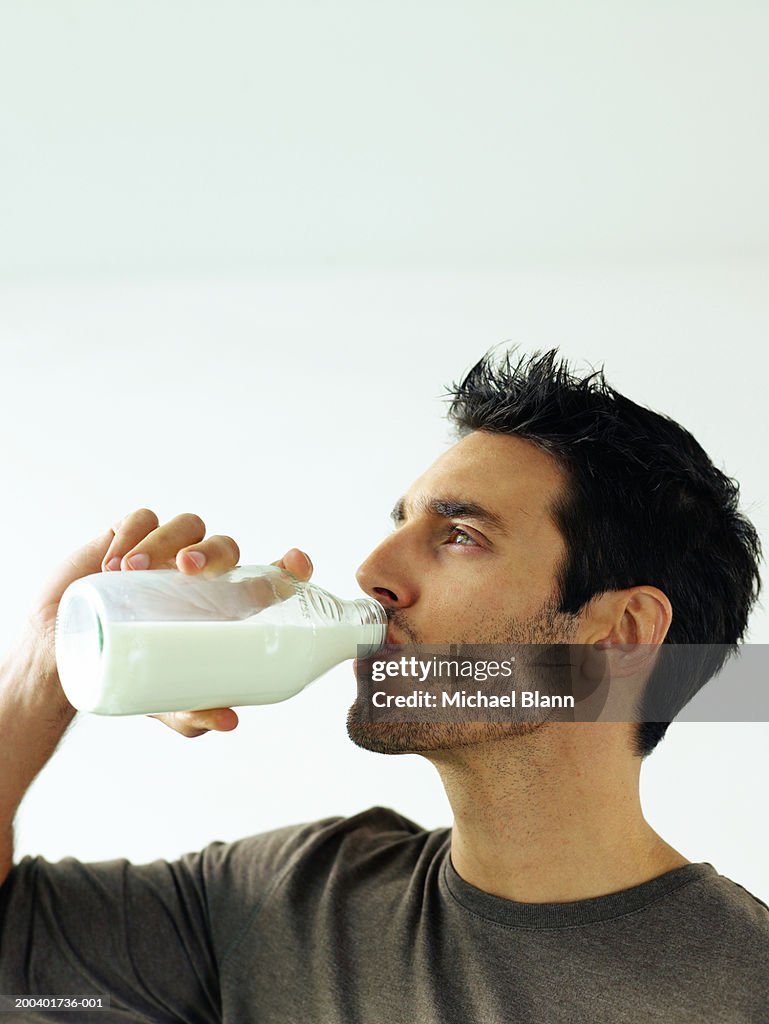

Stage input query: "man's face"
[{"left": 346, "top": 430, "right": 583, "bottom": 755}]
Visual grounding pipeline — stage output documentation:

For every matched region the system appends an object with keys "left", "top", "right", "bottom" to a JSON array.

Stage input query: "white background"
[{"left": 1, "top": 2, "right": 768, "bottom": 903}]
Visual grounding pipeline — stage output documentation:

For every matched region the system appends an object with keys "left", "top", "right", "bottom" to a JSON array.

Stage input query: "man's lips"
[{"left": 351, "top": 629, "right": 403, "bottom": 673}]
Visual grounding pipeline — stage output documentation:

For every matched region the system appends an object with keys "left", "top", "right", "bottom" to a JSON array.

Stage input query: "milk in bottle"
[{"left": 54, "top": 565, "right": 387, "bottom": 715}]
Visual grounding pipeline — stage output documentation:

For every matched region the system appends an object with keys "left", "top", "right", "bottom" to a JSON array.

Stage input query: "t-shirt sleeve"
[{"left": 0, "top": 815, "right": 346, "bottom": 1024}]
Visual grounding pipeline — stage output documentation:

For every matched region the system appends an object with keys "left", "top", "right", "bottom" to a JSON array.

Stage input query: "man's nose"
[{"left": 355, "top": 538, "right": 418, "bottom": 610}]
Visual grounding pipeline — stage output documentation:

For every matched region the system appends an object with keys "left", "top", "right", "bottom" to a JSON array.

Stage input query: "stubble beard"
[{"left": 345, "top": 601, "right": 580, "bottom": 756}]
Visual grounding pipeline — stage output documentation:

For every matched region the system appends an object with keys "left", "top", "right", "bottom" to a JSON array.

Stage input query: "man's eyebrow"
[{"left": 389, "top": 495, "right": 508, "bottom": 534}]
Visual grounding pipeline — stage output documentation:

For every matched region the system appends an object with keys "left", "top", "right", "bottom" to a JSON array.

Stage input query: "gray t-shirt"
[{"left": 0, "top": 805, "right": 767, "bottom": 1022}]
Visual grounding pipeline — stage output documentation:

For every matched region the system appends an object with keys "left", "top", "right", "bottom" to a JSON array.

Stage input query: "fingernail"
[
  {"left": 303, "top": 552, "right": 313, "bottom": 573},
  {"left": 126, "top": 553, "right": 150, "bottom": 570},
  {"left": 105, "top": 556, "right": 121, "bottom": 571},
  {"left": 187, "top": 551, "right": 206, "bottom": 569}
]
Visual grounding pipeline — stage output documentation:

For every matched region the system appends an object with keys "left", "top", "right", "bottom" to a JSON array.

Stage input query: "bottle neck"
[
  {"left": 296, "top": 584, "right": 387, "bottom": 657},
  {"left": 348, "top": 598, "right": 387, "bottom": 658}
]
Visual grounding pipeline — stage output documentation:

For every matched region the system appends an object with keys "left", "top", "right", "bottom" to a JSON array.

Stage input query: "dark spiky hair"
[{"left": 444, "top": 347, "right": 763, "bottom": 757}]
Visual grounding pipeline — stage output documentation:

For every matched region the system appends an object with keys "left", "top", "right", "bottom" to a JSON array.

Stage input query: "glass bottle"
[{"left": 54, "top": 565, "right": 387, "bottom": 715}]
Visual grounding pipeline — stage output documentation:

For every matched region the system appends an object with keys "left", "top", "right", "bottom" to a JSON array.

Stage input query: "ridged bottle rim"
[{"left": 351, "top": 598, "right": 388, "bottom": 627}]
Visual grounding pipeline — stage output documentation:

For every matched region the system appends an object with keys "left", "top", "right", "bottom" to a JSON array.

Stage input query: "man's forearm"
[{"left": 0, "top": 631, "right": 76, "bottom": 886}]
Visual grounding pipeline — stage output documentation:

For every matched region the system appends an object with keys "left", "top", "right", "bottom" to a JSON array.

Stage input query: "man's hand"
[{"left": 24, "top": 507, "right": 314, "bottom": 738}]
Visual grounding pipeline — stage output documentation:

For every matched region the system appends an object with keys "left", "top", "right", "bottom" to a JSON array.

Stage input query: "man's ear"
[
  {"left": 580, "top": 586, "right": 672, "bottom": 681},
  {"left": 566, "top": 588, "right": 672, "bottom": 722}
]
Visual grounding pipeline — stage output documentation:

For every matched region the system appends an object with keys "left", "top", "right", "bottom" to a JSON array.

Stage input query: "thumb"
[{"left": 272, "top": 548, "right": 313, "bottom": 581}]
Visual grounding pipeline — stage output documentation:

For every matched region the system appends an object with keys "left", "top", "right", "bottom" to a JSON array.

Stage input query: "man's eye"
[{"left": 446, "top": 526, "right": 479, "bottom": 546}]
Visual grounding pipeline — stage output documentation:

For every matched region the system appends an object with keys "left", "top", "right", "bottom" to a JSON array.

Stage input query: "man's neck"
[{"left": 425, "top": 723, "right": 690, "bottom": 904}]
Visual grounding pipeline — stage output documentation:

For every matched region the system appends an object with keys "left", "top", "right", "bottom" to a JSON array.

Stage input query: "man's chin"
[
  {"left": 345, "top": 700, "right": 433, "bottom": 754},
  {"left": 344, "top": 699, "right": 542, "bottom": 755}
]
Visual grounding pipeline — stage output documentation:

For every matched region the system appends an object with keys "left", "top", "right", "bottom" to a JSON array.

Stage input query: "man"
[{"left": 0, "top": 349, "right": 766, "bottom": 1022}]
